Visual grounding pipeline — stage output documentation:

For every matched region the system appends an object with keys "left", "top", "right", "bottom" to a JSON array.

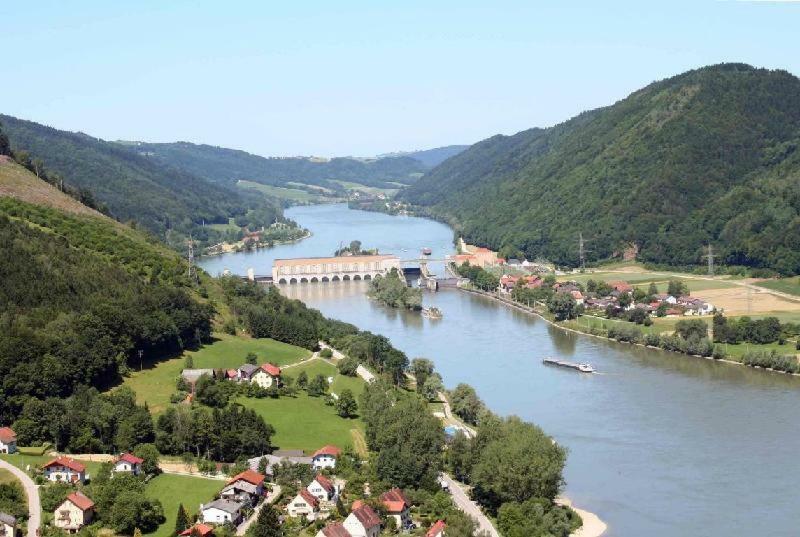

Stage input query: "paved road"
[
  {"left": 440, "top": 473, "right": 499, "bottom": 537},
  {"left": 0, "top": 459, "right": 40, "bottom": 537},
  {"left": 236, "top": 485, "right": 282, "bottom": 536}
]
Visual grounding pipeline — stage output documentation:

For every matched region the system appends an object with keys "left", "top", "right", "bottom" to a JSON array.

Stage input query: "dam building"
[{"left": 271, "top": 255, "right": 402, "bottom": 284}]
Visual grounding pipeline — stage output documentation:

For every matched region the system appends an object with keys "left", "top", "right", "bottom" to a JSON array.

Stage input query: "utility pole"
[
  {"left": 701, "top": 244, "right": 716, "bottom": 276},
  {"left": 138, "top": 349, "right": 143, "bottom": 372}
]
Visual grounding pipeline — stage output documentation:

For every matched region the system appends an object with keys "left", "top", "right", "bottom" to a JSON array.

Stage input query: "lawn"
[
  {"left": 756, "top": 277, "right": 800, "bottom": 297},
  {"left": 717, "top": 340, "right": 799, "bottom": 360},
  {"left": 561, "top": 271, "right": 736, "bottom": 293},
  {"left": 119, "top": 334, "right": 311, "bottom": 412},
  {"left": 331, "top": 180, "right": 399, "bottom": 197},
  {"left": 145, "top": 474, "right": 224, "bottom": 537},
  {"left": 0, "top": 469, "right": 18, "bottom": 485},
  {"left": 237, "top": 180, "right": 321, "bottom": 203},
  {"left": 565, "top": 314, "right": 713, "bottom": 337},
  {"left": 207, "top": 217, "right": 239, "bottom": 233},
  {"left": 0, "top": 454, "right": 103, "bottom": 478},
  {"left": 237, "top": 359, "right": 365, "bottom": 453}
]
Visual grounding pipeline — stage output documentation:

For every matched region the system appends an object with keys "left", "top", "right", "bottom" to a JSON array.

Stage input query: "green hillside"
[
  {"left": 120, "top": 140, "right": 428, "bottom": 191},
  {"left": 402, "top": 64, "right": 800, "bottom": 275},
  {"left": 0, "top": 114, "right": 283, "bottom": 239}
]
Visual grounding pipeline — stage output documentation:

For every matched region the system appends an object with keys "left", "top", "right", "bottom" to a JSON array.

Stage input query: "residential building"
[
  {"left": 380, "top": 488, "right": 411, "bottom": 528},
  {"left": 610, "top": 281, "right": 633, "bottom": 294},
  {"left": 307, "top": 473, "right": 336, "bottom": 502},
  {"left": 179, "top": 524, "right": 215, "bottom": 537},
  {"left": 315, "top": 521, "right": 351, "bottom": 537},
  {"left": 427, "top": 520, "right": 446, "bottom": 537},
  {"left": 0, "top": 513, "right": 15, "bottom": 537},
  {"left": 54, "top": 492, "right": 94, "bottom": 533},
  {"left": 570, "top": 290, "right": 585, "bottom": 305},
  {"left": 286, "top": 490, "right": 320, "bottom": 519},
  {"left": 343, "top": 501, "right": 381, "bottom": 537},
  {"left": 312, "top": 445, "right": 341, "bottom": 470},
  {"left": 0, "top": 428, "right": 16, "bottom": 454},
  {"left": 251, "top": 363, "right": 281, "bottom": 389},
  {"left": 113, "top": 453, "right": 144, "bottom": 475},
  {"left": 201, "top": 499, "right": 244, "bottom": 525},
  {"left": 221, "top": 469, "right": 265, "bottom": 505},
  {"left": 43, "top": 457, "right": 87, "bottom": 484},
  {"left": 655, "top": 294, "right": 678, "bottom": 305}
]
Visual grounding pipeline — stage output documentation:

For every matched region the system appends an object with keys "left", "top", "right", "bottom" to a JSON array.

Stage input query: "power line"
[{"left": 701, "top": 244, "right": 716, "bottom": 276}]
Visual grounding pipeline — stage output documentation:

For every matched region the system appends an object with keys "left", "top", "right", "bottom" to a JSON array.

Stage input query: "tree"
[
  {"left": 257, "top": 457, "right": 268, "bottom": 475},
  {"left": 450, "top": 384, "right": 484, "bottom": 426},
  {"left": 133, "top": 443, "right": 161, "bottom": 475},
  {"left": 411, "top": 358, "right": 435, "bottom": 392},
  {"left": 421, "top": 374, "right": 444, "bottom": 402},
  {"left": 675, "top": 319, "right": 708, "bottom": 341},
  {"left": 547, "top": 292, "right": 578, "bottom": 321},
  {"left": 335, "top": 389, "right": 358, "bottom": 418},
  {"left": 647, "top": 282, "right": 659, "bottom": 297},
  {"left": 307, "top": 374, "right": 327, "bottom": 397},
  {"left": 296, "top": 371, "right": 308, "bottom": 390},
  {"left": 246, "top": 503, "right": 282, "bottom": 537},
  {"left": 184, "top": 355, "right": 194, "bottom": 369},
  {"left": 175, "top": 503, "right": 190, "bottom": 534},
  {"left": 585, "top": 279, "right": 597, "bottom": 293},
  {"left": 245, "top": 352, "right": 258, "bottom": 365},
  {"left": 667, "top": 279, "right": 689, "bottom": 297},
  {"left": 656, "top": 303, "right": 668, "bottom": 317},
  {"left": 617, "top": 292, "right": 632, "bottom": 308}
]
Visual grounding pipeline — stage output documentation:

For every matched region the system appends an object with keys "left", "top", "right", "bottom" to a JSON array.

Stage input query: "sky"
[{"left": 1, "top": 1, "right": 799, "bottom": 157}]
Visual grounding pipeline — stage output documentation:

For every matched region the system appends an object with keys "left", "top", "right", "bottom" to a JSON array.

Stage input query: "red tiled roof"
[
  {"left": 426, "top": 520, "right": 446, "bottom": 537},
  {"left": 0, "top": 427, "right": 16, "bottom": 443},
  {"left": 117, "top": 453, "right": 144, "bottom": 465},
  {"left": 571, "top": 290, "right": 584, "bottom": 299},
  {"left": 66, "top": 491, "right": 94, "bottom": 511},
  {"left": 298, "top": 489, "right": 319, "bottom": 508},
  {"left": 179, "top": 524, "right": 214, "bottom": 537},
  {"left": 313, "top": 445, "right": 341, "bottom": 458},
  {"left": 320, "top": 522, "right": 350, "bottom": 537},
  {"left": 227, "top": 469, "right": 265, "bottom": 487},
  {"left": 351, "top": 503, "right": 381, "bottom": 529},
  {"left": 380, "top": 488, "right": 410, "bottom": 512},
  {"left": 43, "top": 457, "right": 86, "bottom": 473},
  {"left": 226, "top": 369, "right": 238, "bottom": 378},
  {"left": 610, "top": 281, "right": 633, "bottom": 292},
  {"left": 261, "top": 363, "right": 281, "bottom": 376},
  {"left": 313, "top": 473, "right": 334, "bottom": 493}
]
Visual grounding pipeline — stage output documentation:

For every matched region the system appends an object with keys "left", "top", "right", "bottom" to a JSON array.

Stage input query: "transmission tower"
[
  {"left": 187, "top": 234, "right": 199, "bottom": 284},
  {"left": 701, "top": 244, "right": 716, "bottom": 276},
  {"left": 578, "top": 232, "right": 591, "bottom": 270}
]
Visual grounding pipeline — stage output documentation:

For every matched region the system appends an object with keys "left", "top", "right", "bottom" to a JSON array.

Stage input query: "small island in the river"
[{"left": 368, "top": 268, "right": 423, "bottom": 310}]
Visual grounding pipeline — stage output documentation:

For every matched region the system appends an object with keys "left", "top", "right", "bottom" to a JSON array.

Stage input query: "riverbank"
[
  {"left": 458, "top": 285, "right": 800, "bottom": 377},
  {"left": 201, "top": 228, "right": 312, "bottom": 258}
]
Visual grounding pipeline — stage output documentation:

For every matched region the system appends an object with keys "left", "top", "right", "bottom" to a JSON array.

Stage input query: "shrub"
[
  {"left": 644, "top": 333, "right": 661, "bottom": 347},
  {"left": 320, "top": 348, "right": 333, "bottom": 359}
]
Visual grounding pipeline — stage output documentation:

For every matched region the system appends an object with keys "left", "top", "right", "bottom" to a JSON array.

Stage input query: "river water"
[{"left": 199, "top": 203, "right": 800, "bottom": 537}]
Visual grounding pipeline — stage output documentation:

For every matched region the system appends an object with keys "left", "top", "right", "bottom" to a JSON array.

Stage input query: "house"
[
  {"left": 179, "top": 524, "right": 215, "bottom": 537},
  {"left": 380, "top": 488, "right": 411, "bottom": 529},
  {"left": 221, "top": 469, "right": 266, "bottom": 505},
  {"left": 655, "top": 294, "right": 678, "bottom": 305},
  {"left": 523, "top": 275, "right": 543, "bottom": 289},
  {"left": 312, "top": 445, "right": 341, "bottom": 470},
  {"left": 238, "top": 364, "right": 260, "bottom": 382},
  {"left": 54, "top": 492, "right": 94, "bottom": 533},
  {"left": 43, "top": 457, "right": 87, "bottom": 484},
  {"left": 570, "top": 290, "right": 585, "bottom": 305},
  {"left": 247, "top": 452, "right": 312, "bottom": 476},
  {"left": 225, "top": 369, "right": 238, "bottom": 380},
  {"left": 307, "top": 473, "right": 336, "bottom": 502},
  {"left": 201, "top": 499, "right": 244, "bottom": 525},
  {"left": 113, "top": 453, "right": 144, "bottom": 475},
  {"left": 286, "top": 489, "right": 320, "bottom": 519},
  {"left": 427, "top": 520, "right": 446, "bottom": 537},
  {"left": 555, "top": 282, "right": 581, "bottom": 294},
  {"left": 251, "top": 363, "right": 281, "bottom": 389},
  {"left": 0, "top": 512, "right": 15, "bottom": 537},
  {"left": 499, "top": 275, "right": 518, "bottom": 293},
  {"left": 0, "top": 428, "right": 16, "bottom": 454},
  {"left": 315, "top": 521, "right": 351, "bottom": 537},
  {"left": 610, "top": 281, "right": 633, "bottom": 294},
  {"left": 343, "top": 501, "right": 381, "bottom": 537},
  {"left": 665, "top": 308, "right": 683, "bottom": 317}
]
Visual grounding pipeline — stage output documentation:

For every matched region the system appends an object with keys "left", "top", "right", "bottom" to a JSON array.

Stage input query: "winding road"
[
  {"left": 440, "top": 473, "right": 499, "bottom": 537},
  {"left": 0, "top": 458, "right": 40, "bottom": 537}
]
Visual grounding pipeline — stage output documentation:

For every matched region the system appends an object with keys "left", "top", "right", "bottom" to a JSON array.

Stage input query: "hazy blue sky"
[{"left": 1, "top": 1, "right": 798, "bottom": 156}]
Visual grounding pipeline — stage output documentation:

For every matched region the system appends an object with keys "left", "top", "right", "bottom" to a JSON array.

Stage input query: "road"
[
  {"left": 236, "top": 485, "right": 282, "bottom": 536},
  {"left": 437, "top": 391, "right": 476, "bottom": 438},
  {"left": 0, "top": 458, "right": 40, "bottom": 537},
  {"left": 440, "top": 473, "right": 499, "bottom": 537}
]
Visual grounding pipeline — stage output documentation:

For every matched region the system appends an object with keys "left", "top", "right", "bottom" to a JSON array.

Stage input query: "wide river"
[{"left": 199, "top": 203, "right": 800, "bottom": 537}]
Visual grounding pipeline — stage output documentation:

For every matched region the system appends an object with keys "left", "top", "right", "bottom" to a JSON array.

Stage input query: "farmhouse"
[
  {"left": 43, "top": 457, "right": 87, "bottom": 484},
  {"left": 343, "top": 501, "right": 381, "bottom": 537},
  {"left": 54, "top": 492, "right": 94, "bottom": 533},
  {"left": 286, "top": 489, "right": 320, "bottom": 519},
  {"left": 221, "top": 469, "right": 266, "bottom": 505},
  {"left": 251, "top": 363, "right": 282, "bottom": 389},
  {"left": 201, "top": 499, "right": 244, "bottom": 525},
  {"left": 312, "top": 445, "right": 341, "bottom": 470},
  {"left": 0, "top": 512, "right": 15, "bottom": 537},
  {"left": 113, "top": 453, "right": 144, "bottom": 475},
  {"left": 380, "top": 488, "right": 411, "bottom": 529},
  {"left": 0, "top": 428, "right": 16, "bottom": 454},
  {"left": 307, "top": 473, "right": 336, "bottom": 502}
]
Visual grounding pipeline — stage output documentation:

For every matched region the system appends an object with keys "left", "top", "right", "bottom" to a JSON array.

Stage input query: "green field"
[
  {"left": 119, "top": 334, "right": 311, "bottom": 412},
  {"left": 560, "top": 271, "right": 736, "bottom": 293},
  {"left": 755, "top": 277, "right": 800, "bottom": 297},
  {"left": 237, "top": 359, "right": 365, "bottom": 453},
  {"left": 207, "top": 217, "right": 240, "bottom": 232},
  {"left": 237, "top": 180, "right": 322, "bottom": 202},
  {"left": 332, "top": 180, "right": 399, "bottom": 197},
  {"left": 564, "top": 314, "right": 702, "bottom": 336},
  {"left": 145, "top": 473, "right": 224, "bottom": 537},
  {"left": 717, "top": 340, "right": 799, "bottom": 360}
]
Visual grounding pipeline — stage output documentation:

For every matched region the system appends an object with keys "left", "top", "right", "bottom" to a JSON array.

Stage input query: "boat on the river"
[
  {"left": 422, "top": 307, "right": 443, "bottom": 319},
  {"left": 543, "top": 357, "right": 595, "bottom": 373},
  {"left": 422, "top": 247, "right": 432, "bottom": 255}
]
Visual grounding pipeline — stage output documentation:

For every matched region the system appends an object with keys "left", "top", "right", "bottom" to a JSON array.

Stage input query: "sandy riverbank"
[{"left": 557, "top": 498, "right": 608, "bottom": 537}]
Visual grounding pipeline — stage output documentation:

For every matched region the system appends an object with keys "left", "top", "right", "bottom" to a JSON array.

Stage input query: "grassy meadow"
[
  {"left": 145, "top": 473, "right": 224, "bottom": 537},
  {"left": 755, "top": 277, "right": 800, "bottom": 297}
]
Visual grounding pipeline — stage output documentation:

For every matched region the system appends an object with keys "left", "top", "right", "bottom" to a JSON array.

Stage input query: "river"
[{"left": 199, "top": 203, "right": 800, "bottom": 537}]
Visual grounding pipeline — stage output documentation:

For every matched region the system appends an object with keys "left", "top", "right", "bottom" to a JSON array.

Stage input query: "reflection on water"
[{"left": 199, "top": 204, "right": 800, "bottom": 537}]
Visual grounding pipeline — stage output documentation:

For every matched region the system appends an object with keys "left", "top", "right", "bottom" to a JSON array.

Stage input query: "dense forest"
[
  {"left": 121, "top": 140, "right": 429, "bottom": 190},
  {"left": 378, "top": 144, "right": 470, "bottom": 167},
  {"left": 0, "top": 115, "right": 285, "bottom": 241},
  {"left": 402, "top": 64, "right": 800, "bottom": 275}
]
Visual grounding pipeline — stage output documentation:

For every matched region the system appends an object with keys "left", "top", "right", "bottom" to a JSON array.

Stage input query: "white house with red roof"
[
  {"left": 426, "top": 519, "right": 446, "bottom": 537},
  {"left": 43, "top": 457, "right": 87, "bottom": 484},
  {"left": 343, "top": 501, "right": 381, "bottom": 537},
  {"left": 54, "top": 491, "right": 94, "bottom": 532},
  {"left": 307, "top": 473, "right": 336, "bottom": 502},
  {"left": 380, "top": 488, "right": 411, "bottom": 529},
  {"left": 251, "top": 363, "right": 282, "bottom": 389},
  {"left": 312, "top": 445, "right": 341, "bottom": 470},
  {"left": 286, "top": 489, "right": 320, "bottom": 519},
  {"left": 113, "top": 453, "right": 144, "bottom": 475},
  {"left": 221, "top": 469, "right": 266, "bottom": 505},
  {"left": 0, "top": 428, "right": 16, "bottom": 454}
]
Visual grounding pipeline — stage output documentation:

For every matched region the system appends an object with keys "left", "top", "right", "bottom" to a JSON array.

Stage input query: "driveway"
[
  {"left": 440, "top": 473, "right": 499, "bottom": 537},
  {"left": 236, "top": 485, "right": 282, "bottom": 536},
  {"left": 0, "top": 458, "right": 40, "bottom": 537}
]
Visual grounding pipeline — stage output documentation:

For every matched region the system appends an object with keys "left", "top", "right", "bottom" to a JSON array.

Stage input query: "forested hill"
[
  {"left": 0, "top": 114, "right": 281, "bottom": 237},
  {"left": 401, "top": 64, "right": 800, "bottom": 275},
  {"left": 379, "top": 144, "right": 470, "bottom": 167},
  {"left": 0, "top": 158, "right": 215, "bottom": 422},
  {"left": 118, "top": 140, "right": 428, "bottom": 189}
]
